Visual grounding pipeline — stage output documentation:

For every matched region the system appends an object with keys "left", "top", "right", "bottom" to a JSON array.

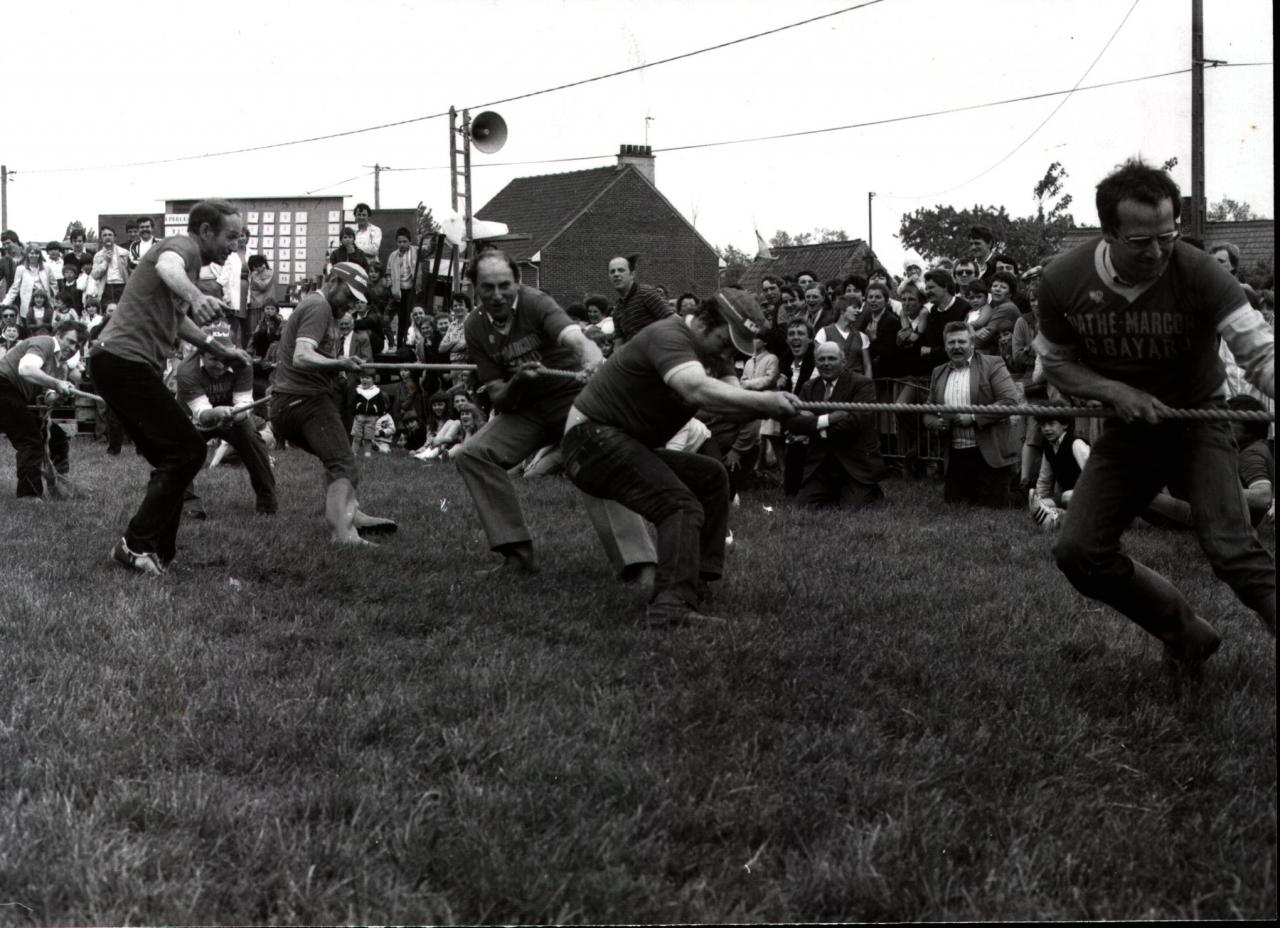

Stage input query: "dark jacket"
[{"left": 789, "top": 370, "right": 887, "bottom": 485}]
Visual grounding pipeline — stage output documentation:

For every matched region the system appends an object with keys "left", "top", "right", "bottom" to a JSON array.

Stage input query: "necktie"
[{"left": 824, "top": 380, "right": 834, "bottom": 401}]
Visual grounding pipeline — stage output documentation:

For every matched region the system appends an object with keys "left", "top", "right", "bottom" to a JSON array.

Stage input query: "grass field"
[{"left": 0, "top": 437, "right": 1275, "bottom": 925}]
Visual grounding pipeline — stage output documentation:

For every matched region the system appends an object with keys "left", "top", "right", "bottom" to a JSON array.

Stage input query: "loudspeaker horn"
[{"left": 470, "top": 111, "right": 507, "bottom": 154}]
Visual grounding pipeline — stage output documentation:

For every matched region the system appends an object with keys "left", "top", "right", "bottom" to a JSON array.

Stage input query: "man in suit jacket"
[
  {"left": 785, "top": 341, "right": 887, "bottom": 508},
  {"left": 923, "top": 320, "right": 1020, "bottom": 506}
]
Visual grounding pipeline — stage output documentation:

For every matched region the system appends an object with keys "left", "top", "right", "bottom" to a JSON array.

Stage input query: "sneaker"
[
  {"left": 110, "top": 537, "right": 164, "bottom": 577},
  {"left": 644, "top": 601, "right": 727, "bottom": 628}
]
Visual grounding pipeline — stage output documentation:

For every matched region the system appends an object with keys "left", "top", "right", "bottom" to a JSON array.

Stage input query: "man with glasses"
[
  {"left": 0, "top": 309, "right": 20, "bottom": 338},
  {"left": 0, "top": 319, "right": 84, "bottom": 498},
  {"left": 1034, "top": 157, "right": 1275, "bottom": 666}
]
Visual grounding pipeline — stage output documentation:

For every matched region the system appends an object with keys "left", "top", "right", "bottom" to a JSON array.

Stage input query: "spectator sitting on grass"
[
  {"left": 412, "top": 392, "right": 463, "bottom": 461},
  {"left": 1228, "top": 395, "right": 1275, "bottom": 527},
  {"left": 1028, "top": 403, "right": 1091, "bottom": 530},
  {"left": 448, "top": 402, "right": 487, "bottom": 461}
]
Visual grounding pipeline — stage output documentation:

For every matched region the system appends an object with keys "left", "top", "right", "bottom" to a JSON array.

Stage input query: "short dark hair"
[
  {"left": 355, "top": 202, "right": 372, "bottom": 214},
  {"left": 468, "top": 251, "right": 522, "bottom": 286},
  {"left": 1226, "top": 395, "right": 1270, "bottom": 442},
  {"left": 924, "top": 269, "right": 957, "bottom": 294},
  {"left": 785, "top": 318, "right": 813, "bottom": 337},
  {"left": 1096, "top": 157, "right": 1182, "bottom": 235},
  {"left": 964, "top": 279, "right": 988, "bottom": 298},
  {"left": 55, "top": 319, "right": 88, "bottom": 341},
  {"left": 796, "top": 268, "right": 818, "bottom": 281},
  {"left": 565, "top": 302, "right": 589, "bottom": 322},
  {"left": 942, "top": 320, "right": 974, "bottom": 337},
  {"left": 991, "top": 252, "right": 1018, "bottom": 273},
  {"left": 677, "top": 291, "right": 699, "bottom": 310},
  {"left": 864, "top": 281, "right": 893, "bottom": 304},
  {"left": 46, "top": 241, "right": 64, "bottom": 252},
  {"left": 340, "top": 226, "right": 356, "bottom": 240},
  {"left": 1209, "top": 242, "right": 1241, "bottom": 272},
  {"left": 248, "top": 254, "right": 269, "bottom": 271},
  {"left": 690, "top": 297, "right": 729, "bottom": 333},
  {"left": 760, "top": 274, "right": 783, "bottom": 288},
  {"left": 968, "top": 225, "right": 995, "bottom": 245},
  {"left": 451, "top": 291, "right": 472, "bottom": 310},
  {"left": 990, "top": 270, "right": 1019, "bottom": 297},
  {"left": 187, "top": 199, "right": 239, "bottom": 235},
  {"left": 100, "top": 224, "right": 115, "bottom": 236},
  {"left": 842, "top": 274, "right": 867, "bottom": 291},
  {"left": 584, "top": 293, "right": 610, "bottom": 314},
  {"left": 69, "top": 229, "right": 86, "bottom": 242},
  {"left": 135, "top": 216, "right": 153, "bottom": 226},
  {"left": 1035, "top": 399, "right": 1076, "bottom": 428},
  {"left": 395, "top": 226, "right": 412, "bottom": 240}
]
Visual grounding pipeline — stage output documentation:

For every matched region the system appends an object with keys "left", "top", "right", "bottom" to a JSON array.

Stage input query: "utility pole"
[
  {"left": 1189, "top": 0, "right": 1205, "bottom": 240},
  {"left": 363, "top": 163, "right": 389, "bottom": 208},
  {"left": 867, "top": 191, "right": 876, "bottom": 253},
  {"left": 1, "top": 164, "right": 8, "bottom": 232}
]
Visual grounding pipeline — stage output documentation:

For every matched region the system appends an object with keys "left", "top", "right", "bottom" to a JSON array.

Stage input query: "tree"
[
  {"left": 1208, "top": 198, "right": 1260, "bottom": 222},
  {"left": 897, "top": 162, "right": 1076, "bottom": 270},
  {"left": 715, "top": 243, "right": 752, "bottom": 270},
  {"left": 768, "top": 227, "right": 850, "bottom": 249},
  {"left": 415, "top": 203, "right": 441, "bottom": 241}
]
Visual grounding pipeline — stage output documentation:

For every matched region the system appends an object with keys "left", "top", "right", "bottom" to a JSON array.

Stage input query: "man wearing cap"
[
  {"left": 91, "top": 199, "right": 251, "bottom": 576},
  {"left": 0, "top": 319, "right": 83, "bottom": 498},
  {"left": 269, "top": 261, "right": 396, "bottom": 545},
  {"left": 561, "top": 290, "right": 800, "bottom": 627},
  {"left": 176, "top": 335, "right": 277, "bottom": 517},
  {"left": 455, "top": 250, "right": 657, "bottom": 581}
]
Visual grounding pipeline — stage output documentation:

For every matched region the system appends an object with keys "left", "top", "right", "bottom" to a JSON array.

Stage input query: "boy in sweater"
[{"left": 350, "top": 371, "right": 388, "bottom": 457}]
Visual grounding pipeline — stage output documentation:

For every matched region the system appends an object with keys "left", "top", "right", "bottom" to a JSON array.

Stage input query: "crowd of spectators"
[{"left": 0, "top": 217, "right": 1273, "bottom": 529}]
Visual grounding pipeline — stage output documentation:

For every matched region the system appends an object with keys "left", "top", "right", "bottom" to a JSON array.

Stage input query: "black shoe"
[
  {"left": 474, "top": 556, "right": 539, "bottom": 578},
  {"left": 356, "top": 519, "right": 397, "bottom": 537},
  {"left": 644, "top": 601, "right": 726, "bottom": 628}
]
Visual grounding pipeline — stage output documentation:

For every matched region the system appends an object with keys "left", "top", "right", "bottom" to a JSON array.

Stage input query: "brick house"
[
  {"left": 734, "top": 239, "right": 884, "bottom": 292},
  {"left": 1058, "top": 218, "right": 1274, "bottom": 285},
  {"left": 474, "top": 145, "right": 719, "bottom": 307}
]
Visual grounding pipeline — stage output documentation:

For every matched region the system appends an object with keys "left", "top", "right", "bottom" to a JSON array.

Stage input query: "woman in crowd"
[
  {"left": 857, "top": 280, "right": 902, "bottom": 446},
  {"left": 412, "top": 391, "right": 462, "bottom": 461},
  {"left": 246, "top": 255, "right": 275, "bottom": 337},
  {"left": 2, "top": 244, "right": 55, "bottom": 318},
  {"left": 972, "top": 271, "right": 1021, "bottom": 357},
  {"left": 815, "top": 297, "right": 873, "bottom": 378},
  {"left": 676, "top": 292, "right": 699, "bottom": 315},
  {"left": 23, "top": 290, "right": 57, "bottom": 333},
  {"left": 893, "top": 283, "right": 933, "bottom": 474}
]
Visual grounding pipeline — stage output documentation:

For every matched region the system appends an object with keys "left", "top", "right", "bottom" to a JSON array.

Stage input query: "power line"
[
  {"left": 304, "top": 170, "right": 376, "bottom": 196},
  {"left": 883, "top": 0, "right": 1143, "bottom": 199},
  {"left": 16, "top": 0, "right": 890, "bottom": 177},
  {"left": 362, "top": 62, "right": 1271, "bottom": 178}
]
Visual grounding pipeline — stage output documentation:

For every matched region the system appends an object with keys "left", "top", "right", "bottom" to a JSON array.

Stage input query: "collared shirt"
[
  {"left": 354, "top": 223, "right": 382, "bottom": 261},
  {"left": 943, "top": 359, "right": 976, "bottom": 448}
]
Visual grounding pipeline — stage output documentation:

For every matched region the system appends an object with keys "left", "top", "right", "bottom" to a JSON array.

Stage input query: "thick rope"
[{"left": 793, "top": 401, "right": 1274, "bottom": 423}]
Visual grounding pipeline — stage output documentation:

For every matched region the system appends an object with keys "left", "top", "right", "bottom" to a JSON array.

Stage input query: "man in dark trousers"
[
  {"left": 92, "top": 200, "right": 251, "bottom": 576},
  {"left": 1034, "top": 157, "right": 1275, "bottom": 664},
  {"left": 787, "top": 341, "right": 887, "bottom": 508},
  {"left": 176, "top": 335, "right": 277, "bottom": 517},
  {"left": 561, "top": 290, "right": 799, "bottom": 627},
  {"left": 454, "top": 250, "right": 656, "bottom": 582},
  {"left": 0, "top": 320, "right": 83, "bottom": 498}
]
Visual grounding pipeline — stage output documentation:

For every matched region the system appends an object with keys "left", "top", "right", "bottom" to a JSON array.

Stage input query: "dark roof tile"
[{"left": 475, "top": 166, "right": 620, "bottom": 262}]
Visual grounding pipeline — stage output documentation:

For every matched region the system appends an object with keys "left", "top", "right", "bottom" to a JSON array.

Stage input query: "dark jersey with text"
[
  {"left": 464, "top": 286, "right": 581, "bottom": 409},
  {"left": 1037, "top": 238, "right": 1245, "bottom": 406}
]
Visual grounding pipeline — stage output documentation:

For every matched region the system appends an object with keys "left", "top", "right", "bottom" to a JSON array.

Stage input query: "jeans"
[
  {"left": 562, "top": 422, "right": 729, "bottom": 608},
  {"left": 1053, "top": 412, "right": 1276, "bottom": 631},
  {"left": 0, "top": 380, "right": 70, "bottom": 497},
  {"left": 193, "top": 416, "right": 278, "bottom": 513},
  {"left": 91, "top": 351, "right": 208, "bottom": 563}
]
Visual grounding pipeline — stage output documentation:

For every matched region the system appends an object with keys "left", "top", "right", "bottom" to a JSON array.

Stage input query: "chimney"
[{"left": 617, "top": 144, "right": 655, "bottom": 186}]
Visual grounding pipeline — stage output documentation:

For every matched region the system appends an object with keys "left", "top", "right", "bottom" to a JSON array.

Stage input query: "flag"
[{"left": 755, "top": 229, "right": 773, "bottom": 260}]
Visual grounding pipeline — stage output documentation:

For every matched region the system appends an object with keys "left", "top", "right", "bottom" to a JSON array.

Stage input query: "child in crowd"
[
  {"left": 350, "top": 372, "right": 389, "bottom": 458},
  {"left": 1029, "top": 406, "right": 1091, "bottom": 531},
  {"left": 412, "top": 392, "right": 462, "bottom": 461}
]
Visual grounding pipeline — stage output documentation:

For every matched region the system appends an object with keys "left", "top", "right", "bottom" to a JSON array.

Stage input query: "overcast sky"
[{"left": 4, "top": 0, "right": 1273, "bottom": 272}]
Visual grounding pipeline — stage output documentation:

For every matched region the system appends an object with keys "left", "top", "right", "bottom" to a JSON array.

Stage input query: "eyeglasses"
[
  {"left": 954, "top": 269, "right": 975, "bottom": 277},
  {"left": 1120, "top": 229, "right": 1180, "bottom": 249}
]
